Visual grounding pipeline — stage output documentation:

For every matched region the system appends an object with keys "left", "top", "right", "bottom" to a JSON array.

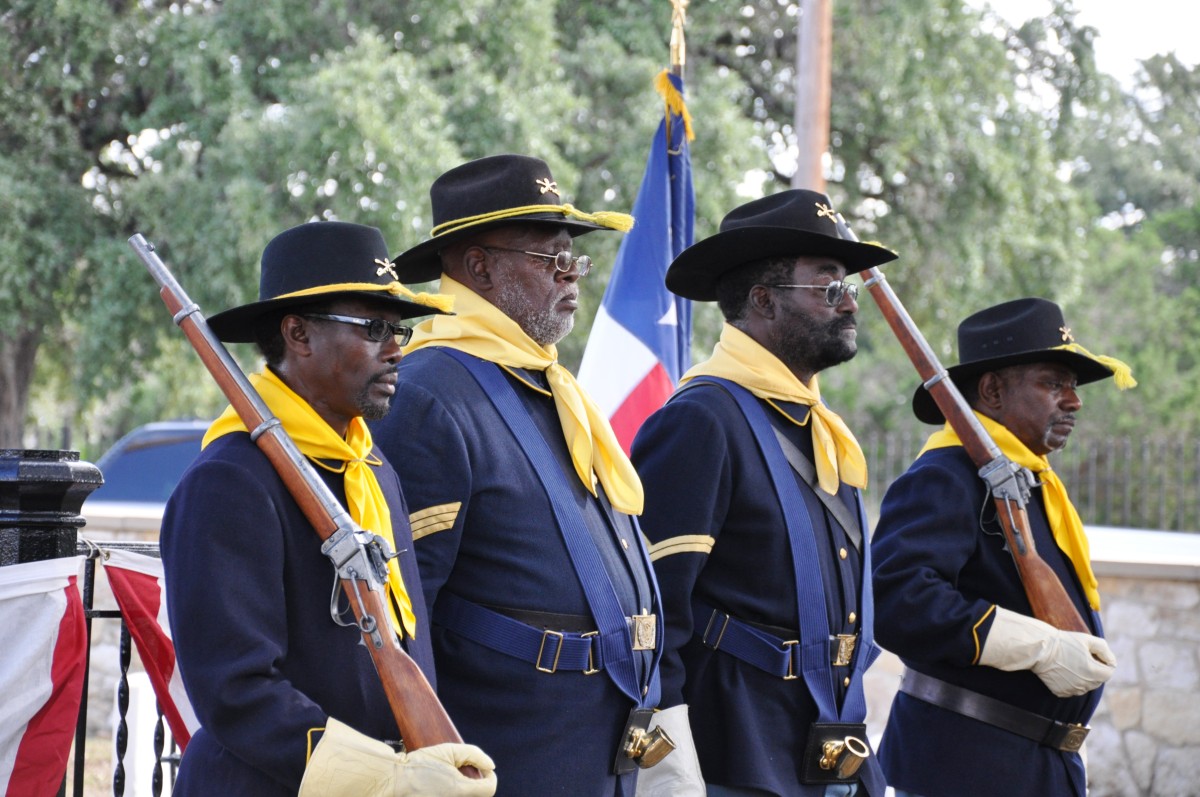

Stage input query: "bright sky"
[{"left": 983, "top": 0, "right": 1200, "bottom": 85}]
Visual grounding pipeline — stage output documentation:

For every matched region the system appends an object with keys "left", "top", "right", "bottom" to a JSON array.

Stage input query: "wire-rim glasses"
[
  {"left": 761, "top": 280, "right": 859, "bottom": 307},
  {"left": 302, "top": 313, "right": 413, "bottom": 346},
  {"left": 480, "top": 245, "right": 592, "bottom": 277}
]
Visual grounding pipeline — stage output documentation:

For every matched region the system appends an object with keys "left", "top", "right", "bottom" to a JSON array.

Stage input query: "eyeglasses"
[
  {"left": 302, "top": 313, "right": 413, "bottom": 346},
  {"left": 480, "top": 245, "right": 592, "bottom": 277},
  {"left": 761, "top": 280, "right": 859, "bottom": 307}
]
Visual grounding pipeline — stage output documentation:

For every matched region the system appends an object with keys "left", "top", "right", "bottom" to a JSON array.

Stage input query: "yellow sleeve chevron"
[
  {"left": 647, "top": 533, "right": 716, "bottom": 562},
  {"left": 408, "top": 501, "right": 462, "bottom": 540}
]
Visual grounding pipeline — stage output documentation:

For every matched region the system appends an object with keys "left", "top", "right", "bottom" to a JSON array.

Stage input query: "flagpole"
[
  {"left": 576, "top": 1, "right": 696, "bottom": 452},
  {"left": 670, "top": 0, "right": 688, "bottom": 77},
  {"left": 793, "top": 0, "right": 831, "bottom": 191}
]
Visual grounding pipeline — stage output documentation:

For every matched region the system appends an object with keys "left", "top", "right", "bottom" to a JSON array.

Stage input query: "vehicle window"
[{"left": 92, "top": 437, "right": 203, "bottom": 503}]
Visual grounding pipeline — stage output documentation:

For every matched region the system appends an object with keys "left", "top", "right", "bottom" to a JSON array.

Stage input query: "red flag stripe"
[{"left": 5, "top": 573, "right": 86, "bottom": 797}]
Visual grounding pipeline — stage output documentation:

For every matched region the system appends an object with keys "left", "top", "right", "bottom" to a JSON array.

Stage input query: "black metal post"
[
  {"left": 1, "top": 449, "right": 102, "bottom": 797},
  {"left": 0, "top": 449, "right": 101, "bottom": 564}
]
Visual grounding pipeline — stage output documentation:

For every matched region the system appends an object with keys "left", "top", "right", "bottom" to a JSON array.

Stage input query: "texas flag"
[
  {"left": 579, "top": 69, "right": 695, "bottom": 452},
  {"left": 102, "top": 548, "right": 199, "bottom": 750}
]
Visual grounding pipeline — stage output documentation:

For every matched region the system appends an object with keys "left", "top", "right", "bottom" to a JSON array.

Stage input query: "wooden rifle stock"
[
  {"left": 843, "top": 225, "right": 1088, "bottom": 633},
  {"left": 129, "top": 234, "right": 479, "bottom": 766}
]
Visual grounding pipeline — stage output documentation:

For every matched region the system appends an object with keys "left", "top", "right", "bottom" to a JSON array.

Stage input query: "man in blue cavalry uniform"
[
  {"left": 631, "top": 190, "right": 898, "bottom": 797},
  {"left": 872, "top": 298, "right": 1136, "bottom": 797},
  {"left": 373, "top": 154, "right": 667, "bottom": 796},
  {"left": 161, "top": 222, "right": 496, "bottom": 796}
]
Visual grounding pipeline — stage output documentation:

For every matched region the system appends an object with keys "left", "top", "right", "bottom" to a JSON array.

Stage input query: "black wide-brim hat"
[
  {"left": 392, "top": 154, "right": 633, "bottom": 284},
  {"left": 207, "top": 221, "right": 451, "bottom": 343},
  {"left": 665, "top": 189, "right": 898, "bottom": 301},
  {"left": 912, "top": 297, "right": 1120, "bottom": 424}
]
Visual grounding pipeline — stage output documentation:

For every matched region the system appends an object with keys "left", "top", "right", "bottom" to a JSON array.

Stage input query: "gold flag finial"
[{"left": 670, "top": 0, "right": 689, "bottom": 74}]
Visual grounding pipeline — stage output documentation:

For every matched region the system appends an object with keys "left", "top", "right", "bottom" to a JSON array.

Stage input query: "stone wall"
[
  {"left": 1086, "top": 573, "right": 1200, "bottom": 796},
  {"left": 865, "top": 527, "right": 1200, "bottom": 797}
]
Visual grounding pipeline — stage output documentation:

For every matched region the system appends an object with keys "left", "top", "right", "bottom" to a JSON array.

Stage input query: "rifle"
[
  {"left": 843, "top": 221, "right": 1089, "bottom": 633},
  {"left": 129, "top": 234, "right": 480, "bottom": 768}
]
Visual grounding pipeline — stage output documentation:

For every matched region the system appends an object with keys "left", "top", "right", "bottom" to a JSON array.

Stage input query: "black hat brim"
[
  {"left": 391, "top": 215, "right": 607, "bottom": 284},
  {"left": 665, "top": 227, "right": 898, "bottom": 301},
  {"left": 911, "top": 349, "right": 1118, "bottom": 424},
  {"left": 206, "top": 290, "right": 444, "bottom": 343}
]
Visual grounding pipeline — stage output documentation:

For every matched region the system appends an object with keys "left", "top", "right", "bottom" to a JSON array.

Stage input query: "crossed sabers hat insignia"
[{"left": 375, "top": 257, "right": 399, "bottom": 280}]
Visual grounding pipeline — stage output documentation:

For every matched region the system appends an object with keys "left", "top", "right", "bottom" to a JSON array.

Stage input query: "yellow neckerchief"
[
  {"left": 203, "top": 367, "right": 417, "bottom": 637},
  {"left": 920, "top": 411, "right": 1100, "bottom": 610},
  {"left": 406, "top": 275, "right": 645, "bottom": 515},
  {"left": 681, "top": 323, "right": 867, "bottom": 495}
]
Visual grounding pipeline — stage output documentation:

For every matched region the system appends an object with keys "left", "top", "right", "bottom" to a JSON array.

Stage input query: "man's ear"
[
  {"left": 976, "top": 371, "right": 1005, "bottom": 413},
  {"left": 748, "top": 284, "right": 776, "bottom": 321},
  {"left": 444, "top": 244, "right": 495, "bottom": 293},
  {"left": 280, "top": 314, "right": 314, "bottom": 357}
]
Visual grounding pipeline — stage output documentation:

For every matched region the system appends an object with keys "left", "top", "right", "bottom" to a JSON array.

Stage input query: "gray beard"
[{"left": 493, "top": 281, "right": 574, "bottom": 346}]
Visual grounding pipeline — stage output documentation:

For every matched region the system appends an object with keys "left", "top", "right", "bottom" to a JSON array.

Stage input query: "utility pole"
[{"left": 792, "top": 0, "right": 832, "bottom": 192}]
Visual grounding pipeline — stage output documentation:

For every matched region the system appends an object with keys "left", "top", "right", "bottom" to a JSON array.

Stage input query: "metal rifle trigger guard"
[
  {"left": 322, "top": 524, "right": 399, "bottom": 648},
  {"left": 979, "top": 457, "right": 1036, "bottom": 504},
  {"left": 978, "top": 457, "right": 1039, "bottom": 555}
]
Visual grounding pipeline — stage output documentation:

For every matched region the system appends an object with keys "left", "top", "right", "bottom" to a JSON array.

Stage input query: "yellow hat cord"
[
  {"left": 275, "top": 281, "right": 455, "bottom": 314},
  {"left": 1051, "top": 343, "right": 1137, "bottom": 390},
  {"left": 430, "top": 204, "right": 634, "bottom": 239}
]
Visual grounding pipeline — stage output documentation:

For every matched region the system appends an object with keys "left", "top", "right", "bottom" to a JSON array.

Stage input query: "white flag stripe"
[
  {"left": 577, "top": 306, "right": 660, "bottom": 416},
  {"left": 103, "top": 546, "right": 165, "bottom": 580},
  {"left": 0, "top": 555, "right": 84, "bottom": 602}
]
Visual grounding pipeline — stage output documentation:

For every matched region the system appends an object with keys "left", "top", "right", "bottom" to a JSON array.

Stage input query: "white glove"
[
  {"left": 299, "top": 717, "right": 497, "bottom": 797},
  {"left": 979, "top": 607, "right": 1117, "bottom": 698},
  {"left": 634, "top": 705, "right": 706, "bottom": 797}
]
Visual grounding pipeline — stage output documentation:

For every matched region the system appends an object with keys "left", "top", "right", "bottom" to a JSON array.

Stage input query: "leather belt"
[
  {"left": 899, "top": 669, "right": 1090, "bottom": 752},
  {"left": 694, "top": 601, "right": 858, "bottom": 679}
]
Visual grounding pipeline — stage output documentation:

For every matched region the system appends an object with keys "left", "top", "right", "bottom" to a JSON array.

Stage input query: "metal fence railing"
[{"left": 861, "top": 431, "right": 1200, "bottom": 533}]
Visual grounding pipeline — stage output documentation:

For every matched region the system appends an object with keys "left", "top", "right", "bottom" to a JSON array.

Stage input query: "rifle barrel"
[
  {"left": 129, "top": 234, "right": 476, "bottom": 756},
  {"left": 855, "top": 253, "right": 1088, "bottom": 633}
]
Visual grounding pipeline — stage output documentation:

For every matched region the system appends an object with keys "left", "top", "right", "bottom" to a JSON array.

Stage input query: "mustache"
[{"left": 371, "top": 365, "right": 399, "bottom": 382}]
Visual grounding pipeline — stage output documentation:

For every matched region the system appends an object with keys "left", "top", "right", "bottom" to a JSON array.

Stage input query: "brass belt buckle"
[
  {"left": 783, "top": 639, "right": 800, "bottom": 680},
  {"left": 581, "top": 631, "right": 600, "bottom": 675},
  {"left": 1060, "top": 723, "right": 1090, "bottom": 752},
  {"left": 833, "top": 633, "right": 857, "bottom": 667},
  {"left": 702, "top": 611, "right": 731, "bottom": 649},
  {"left": 631, "top": 613, "right": 657, "bottom": 651},
  {"left": 535, "top": 629, "right": 565, "bottom": 673}
]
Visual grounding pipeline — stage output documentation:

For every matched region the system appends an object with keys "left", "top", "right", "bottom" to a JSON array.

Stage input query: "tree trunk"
[{"left": 0, "top": 327, "right": 42, "bottom": 448}]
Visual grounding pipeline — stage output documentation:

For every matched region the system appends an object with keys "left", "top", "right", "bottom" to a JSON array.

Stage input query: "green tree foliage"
[{"left": 3, "top": 0, "right": 1197, "bottom": 460}]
